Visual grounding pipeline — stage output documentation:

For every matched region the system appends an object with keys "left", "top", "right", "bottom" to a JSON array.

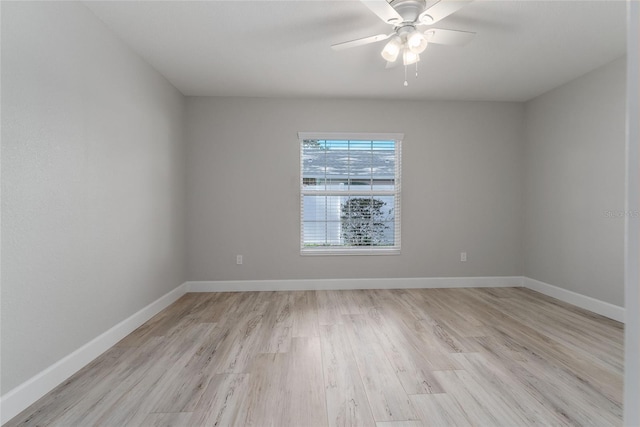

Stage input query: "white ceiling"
[{"left": 83, "top": 0, "right": 626, "bottom": 102}]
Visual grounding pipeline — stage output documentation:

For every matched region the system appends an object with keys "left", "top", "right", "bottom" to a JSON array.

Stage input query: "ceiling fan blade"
[
  {"left": 331, "top": 33, "right": 392, "bottom": 50},
  {"left": 419, "top": 0, "right": 473, "bottom": 25},
  {"left": 425, "top": 28, "right": 476, "bottom": 45},
  {"left": 361, "top": 0, "right": 404, "bottom": 25}
]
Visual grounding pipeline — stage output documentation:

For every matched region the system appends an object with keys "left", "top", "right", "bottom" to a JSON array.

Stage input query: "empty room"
[{"left": 1, "top": 0, "right": 639, "bottom": 426}]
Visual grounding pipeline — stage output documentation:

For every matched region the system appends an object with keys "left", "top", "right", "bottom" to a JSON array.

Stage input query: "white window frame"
[{"left": 299, "top": 132, "right": 403, "bottom": 255}]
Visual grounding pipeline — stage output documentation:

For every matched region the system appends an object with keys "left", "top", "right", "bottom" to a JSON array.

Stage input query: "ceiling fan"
[{"left": 332, "top": 0, "right": 476, "bottom": 85}]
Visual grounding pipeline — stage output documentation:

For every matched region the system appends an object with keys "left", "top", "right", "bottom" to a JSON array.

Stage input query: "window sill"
[{"left": 300, "top": 247, "right": 401, "bottom": 256}]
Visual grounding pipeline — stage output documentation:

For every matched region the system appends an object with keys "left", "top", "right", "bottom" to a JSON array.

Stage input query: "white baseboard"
[
  {"left": 522, "top": 277, "right": 625, "bottom": 323},
  {"left": 185, "top": 276, "right": 524, "bottom": 292},
  {"left": 0, "top": 283, "right": 188, "bottom": 425}
]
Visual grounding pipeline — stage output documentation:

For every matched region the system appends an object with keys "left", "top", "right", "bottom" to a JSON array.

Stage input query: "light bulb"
[
  {"left": 407, "top": 30, "right": 428, "bottom": 54},
  {"left": 402, "top": 48, "right": 420, "bottom": 66},
  {"left": 381, "top": 36, "right": 402, "bottom": 62}
]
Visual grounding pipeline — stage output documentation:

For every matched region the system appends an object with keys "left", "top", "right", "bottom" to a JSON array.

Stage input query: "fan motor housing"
[{"left": 390, "top": 0, "right": 427, "bottom": 23}]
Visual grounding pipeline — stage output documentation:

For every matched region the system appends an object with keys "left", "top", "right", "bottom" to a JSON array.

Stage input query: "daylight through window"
[{"left": 299, "top": 132, "right": 402, "bottom": 254}]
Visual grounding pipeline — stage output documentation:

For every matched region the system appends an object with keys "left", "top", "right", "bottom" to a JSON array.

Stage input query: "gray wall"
[
  {"left": 523, "top": 57, "right": 626, "bottom": 306},
  {"left": 1, "top": 2, "right": 186, "bottom": 393},
  {"left": 186, "top": 97, "right": 524, "bottom": 281},
  {"left": 624, "top": 4, "right": 639, "bottom": 423}
]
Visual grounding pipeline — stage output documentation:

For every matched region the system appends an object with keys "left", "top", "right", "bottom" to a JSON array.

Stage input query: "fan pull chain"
[
  {"left": 416, "top": 61, "right": 419, "bottom": 78},
  {"left": 404, "top": 64, "right": 408, "bottom": 87}
]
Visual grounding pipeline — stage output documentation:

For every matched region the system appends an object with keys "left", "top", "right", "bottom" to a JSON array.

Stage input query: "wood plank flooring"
[{"left": 6, "top": 287, "right": 623, "bottom": 426}]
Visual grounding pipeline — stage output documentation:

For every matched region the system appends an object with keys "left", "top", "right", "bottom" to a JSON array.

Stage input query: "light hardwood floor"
[{"left": 6, "top": 287, "right": 623, "bottom": 426}]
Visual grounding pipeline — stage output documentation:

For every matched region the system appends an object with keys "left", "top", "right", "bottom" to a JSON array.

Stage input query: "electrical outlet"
[
  {"left": 460, "top": 252, "right": 467, "bottom": 262},
  {"left": 236, "top": 255, "right": 243, "bottom": 265}
]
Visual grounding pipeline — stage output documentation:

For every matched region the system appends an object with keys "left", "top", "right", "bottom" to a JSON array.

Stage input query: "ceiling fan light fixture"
[
  {"left": 407, "top": 29, "right": 428, "bottom": 53},
  {"left": 330, "top": 0, "right": 477, "bottom": 86},
  {"left": 402, "top": 48, "right": 420, "bottom": 65},
  {"left": 381, "top": 36, "right": 402, "bottom": 62}
]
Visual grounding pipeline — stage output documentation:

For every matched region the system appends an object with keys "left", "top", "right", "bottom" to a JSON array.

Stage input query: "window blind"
[{"left": 299, "top": 132, "right": 402, "bottom": 255}]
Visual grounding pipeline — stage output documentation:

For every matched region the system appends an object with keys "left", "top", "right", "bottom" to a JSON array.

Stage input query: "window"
[{"left": 299, "top": 132, "right": 402, "bottom": 255}]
